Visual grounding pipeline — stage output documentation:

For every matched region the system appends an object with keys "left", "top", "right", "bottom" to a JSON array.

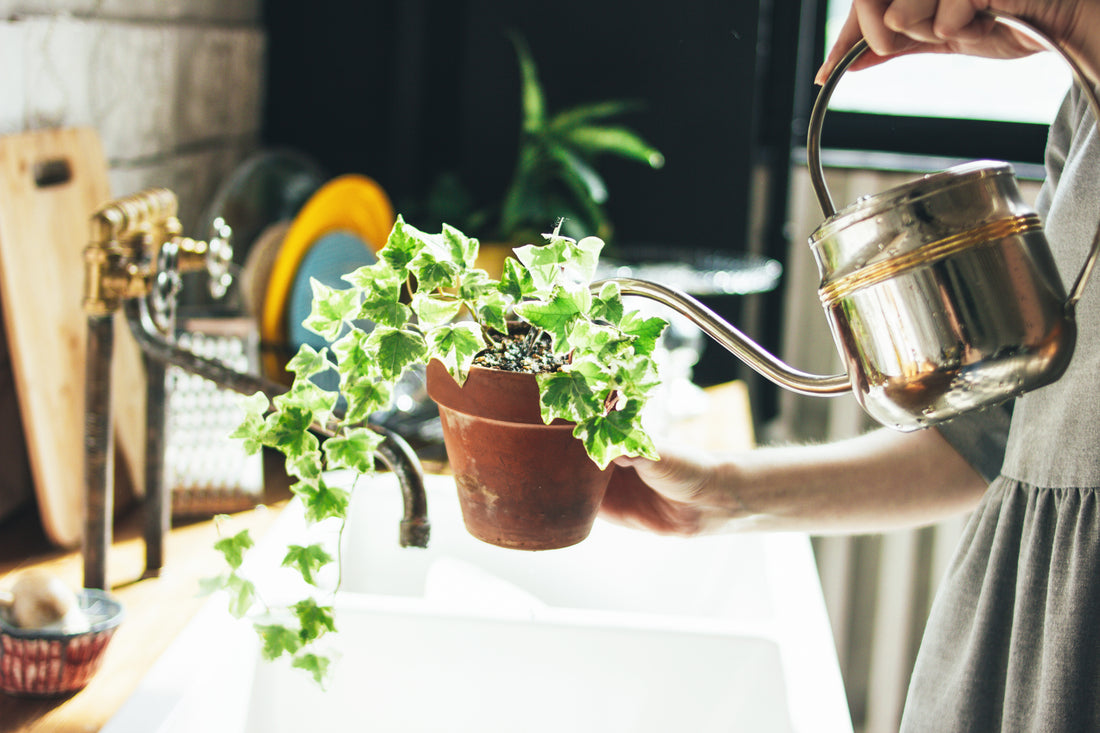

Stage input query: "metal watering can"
[{"left": 607, "top": 12, "right": 1100, "bottom": 431}]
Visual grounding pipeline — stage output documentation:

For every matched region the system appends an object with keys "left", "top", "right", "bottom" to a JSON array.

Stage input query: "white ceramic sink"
[{"left": 104, "top": 473, "right": 851, "bottom": 733}]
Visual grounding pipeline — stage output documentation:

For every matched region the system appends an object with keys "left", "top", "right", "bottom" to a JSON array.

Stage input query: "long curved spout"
[
  {"left": 122, "top": 301, "right": 429, "bottom": 548},
  {"left": 599, "top": 277, "right": 852, "bottom": 397}
]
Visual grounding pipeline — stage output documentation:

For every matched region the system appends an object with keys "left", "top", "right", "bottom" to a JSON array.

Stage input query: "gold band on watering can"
[{"left": 818, "top": 214, "right": 1043, "bottom": 306}]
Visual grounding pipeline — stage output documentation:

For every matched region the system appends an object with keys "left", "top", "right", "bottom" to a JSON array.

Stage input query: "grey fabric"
[
  {"left": 900, "top": 83, "right": 1100, "bottom": 731},
  {"left": 935, "top": 401, "right": 1013, "bottom": 484}
]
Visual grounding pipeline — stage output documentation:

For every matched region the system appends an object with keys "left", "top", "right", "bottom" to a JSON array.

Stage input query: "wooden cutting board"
[{"left": 0, "top": 127, "right": 146, "bottom": 548}]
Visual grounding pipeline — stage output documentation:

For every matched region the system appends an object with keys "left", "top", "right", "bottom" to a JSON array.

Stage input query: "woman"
[{"left": 602, "top": 1, "right": 1100, "bottom": 729}]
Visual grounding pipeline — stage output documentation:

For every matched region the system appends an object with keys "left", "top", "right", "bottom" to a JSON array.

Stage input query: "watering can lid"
[{"left": 809, "top": 160, "right": 1016, "bottom": 245}]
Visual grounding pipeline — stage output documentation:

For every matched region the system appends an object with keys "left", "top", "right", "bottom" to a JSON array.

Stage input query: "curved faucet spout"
[
  {"left": 598, "top": 277, "right": 852, "bottom": 397},
  {"left": 122, "top": 300, "right": 430, "bottom": 548}
]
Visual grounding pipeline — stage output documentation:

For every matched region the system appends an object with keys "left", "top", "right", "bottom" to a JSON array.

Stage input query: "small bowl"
[{"left": 0, "top": 588, "right": 124, "bottom": 696}]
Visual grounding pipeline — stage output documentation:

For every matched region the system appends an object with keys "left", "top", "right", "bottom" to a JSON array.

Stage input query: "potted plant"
[
  {"left": 417, "top": 33, "right": 664, "bottom": 264},
  {"left": 212, "top": 216, "right": 668, "bottom": 684}
]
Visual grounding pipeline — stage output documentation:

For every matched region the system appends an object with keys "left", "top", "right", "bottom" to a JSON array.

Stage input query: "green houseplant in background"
[
  {"left": 211, "top": 217, "right": 668, "bottom": 685},
  {"left": 421, "top": 33, "right": 664, "bottom": 248}
]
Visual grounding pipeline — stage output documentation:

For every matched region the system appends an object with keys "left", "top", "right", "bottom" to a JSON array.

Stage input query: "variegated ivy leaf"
[
  {"left": 514, "top": 284, "right": 590, "bottom": 354},
  {"left": 572, "top": 398, "right": 658, "bottom": 470},
  {"left": 536, "top": 369, "right": 602, "bottom": 424},
  {"left": 286, "top": 344, "right": 331, "bottom": 380},
  {"left": 441, "top": 223, "right": 479, "bottom": 270},
  {"left": 412, "top": 292, "right": 463, "bottom": 330},
  {"left": 261, "top": 404, "right": 321, "bottom": 459},
  {"left": 564, "top": 319, "right": 621, "bottom": 356},
  {"left": 340, "top": 374, "right": 393, "bottom": 424},
  {"left": 379, "top": 215, "right": 431, "bottom": 272},
  {"left": 618, "top": 310, "right": 668, "bottom": 356},
  {"left": 285, "top": 448, "right": 323, "bottom": 482},
  {"left": 295, "top": 476, "right": 352, "bottom": 524},
  {"left": 331, "top": 327, "right": 378, "bottom": 382},
  {"left": 457, "top": 268, "right": 494, "bottom": 302},
  {"left": 230, "top": 391, "right": 271, "bottom": 455},
  {"left": 302, "top": 279, "right": 359, "bottom": 342},
  {"left": 591, "top": 280, "right": 624, "bottom": 326},
  {"left": 293, "top": 598, "right": 337, "bottom": 643},
  {"left": 427, "top": 321, "right": 486, "bottom": 383},
  {"left": 570, "top": 236, "right": 604, "bottom": 283},
  {"left": 514, "top": 240, "right": 568, "bottom": 292},
  {"left": 281, "top": 543, "right": 333, "bottom": 586},
  {"left": 273, "top": 378, "right": 339, "bottom": 428},
  {"left": 365, "top": 326, "right": 427, "bottom": 380},
  {"left": 498, "top": 256, "right": 537, "bottom": 301},
  {"left": 256, "top": 623, "right": 302, "bottom": 660},
  {"left": 344, "top": 261, "right": 409, "bottom": 328},
  {"left": 473, "top": 289, "right": 509, "bottom": 336},
  {"left": 292, "top": 652, "right": 331, "bottom": 688},
  {"left": 408, "top": 248, "right": 461, "bottom": 292},
  {"left": 323, "top": 426, "right": 385, "bottom": 475}
]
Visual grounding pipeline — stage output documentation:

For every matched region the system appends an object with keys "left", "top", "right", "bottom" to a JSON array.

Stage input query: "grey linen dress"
[{"left": 901, "top": 83, "right": 1100, "bottom": 731}]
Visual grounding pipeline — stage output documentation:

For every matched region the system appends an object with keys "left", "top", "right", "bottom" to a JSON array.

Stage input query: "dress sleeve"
[
  {"left": 934, "top": 402, "right": 1013, "bottom": 483},
  {"left": 933, "top": 87, "right": 1079, "bottom": 483}
]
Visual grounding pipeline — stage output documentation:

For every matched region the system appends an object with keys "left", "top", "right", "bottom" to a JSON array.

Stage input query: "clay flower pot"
[{"left": 425, "top": 359, "right": 613, "bottom": 550}]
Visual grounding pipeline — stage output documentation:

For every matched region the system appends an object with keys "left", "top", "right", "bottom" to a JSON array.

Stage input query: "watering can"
[{"left": 607, "top": 12, "right": 1100, "bottom": 431}]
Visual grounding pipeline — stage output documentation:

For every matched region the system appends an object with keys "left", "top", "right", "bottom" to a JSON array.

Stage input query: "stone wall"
[{"left": 0, "top": 0, "right": 266, "bottom": 231}]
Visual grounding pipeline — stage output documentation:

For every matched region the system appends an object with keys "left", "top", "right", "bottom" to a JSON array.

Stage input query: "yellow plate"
[{"left": 261, "top": 174, "right": 395, "bottom": 380}]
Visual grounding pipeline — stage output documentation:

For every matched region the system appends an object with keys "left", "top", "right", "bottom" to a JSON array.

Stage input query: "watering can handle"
[{"left": 806, "top": 10, "right": 1100, "bottom": 308}]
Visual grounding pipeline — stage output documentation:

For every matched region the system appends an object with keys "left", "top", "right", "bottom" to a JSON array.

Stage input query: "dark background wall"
[{"left": 261, "top": 0, "right": 780, "bottom": 250}]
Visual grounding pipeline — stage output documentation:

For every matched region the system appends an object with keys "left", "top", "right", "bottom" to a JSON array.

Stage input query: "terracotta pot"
[{"left": 425, "top": 359, "right": 612, "bottom": 550}]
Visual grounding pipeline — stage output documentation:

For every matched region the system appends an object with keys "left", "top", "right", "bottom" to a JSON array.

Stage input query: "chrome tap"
[{"left": 83, "top": 188, "right": 429, "bottom": 590}]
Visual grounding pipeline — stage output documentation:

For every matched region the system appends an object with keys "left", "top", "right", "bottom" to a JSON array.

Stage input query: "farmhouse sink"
[{"left": 104, "top": 473, "right": 851, "bottom": 733}]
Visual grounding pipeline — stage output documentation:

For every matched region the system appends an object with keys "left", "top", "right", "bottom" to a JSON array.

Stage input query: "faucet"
[{"left": 82, "top": 189, "right": 429, "bottom": 590}]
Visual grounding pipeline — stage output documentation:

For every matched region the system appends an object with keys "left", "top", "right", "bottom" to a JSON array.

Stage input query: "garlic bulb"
[{"left": 2, "top": 571, "right": 90, "bottom": 632}]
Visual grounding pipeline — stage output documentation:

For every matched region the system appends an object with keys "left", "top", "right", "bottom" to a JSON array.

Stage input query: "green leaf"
[
  {"left": 214, "top": 529, "right": 254, "bottom": 570},
  {"left": 619, "top": 311, "right": 668, "bottom": 356},
  {"left": 229, "top": 392, "right": 271, "bottom": 455},
  {"left": 281, "top": 543, "right": 333, "bottom": 585},
  {"left": 302, "top": 279, "right": 359, "bottom": 342},
  {"left": 412, "top": 292, "right": 463, "bottom": 329},
  {"left": 549, "top": 146, "right": 607, "bottom": 204},
  {"left": 224, "top": 573, "right": 258, "bottom": 618},
  {"left": 514, "top": 239, "right": 569, "bottom": 291},
  {"left": 548, "top": 100, "right": 642, "bottom": 130},
  {"left": 286, "top": 345, "right": 331, "bottom": 380},
  {"left": 498, "top": 256, "right": 537, "bottom": 300},
  {"left": 408, "top": 248, "right": 460, "bottom": 291},
  {"left": 514, "top": 287, "right": 588, "bottom": 353},
  {"left": 591, "top": 281, "right": 624, "bottom": 325},
  {"left": 341, "top": 376, "right": 393, "bottom": 424},
  {"left": 573, "top": 399, "right": 658, "bottom": 470},
  {"left": 256, "top": 623, "right": 303, "bottom": 660},
  {"left": 562, "top": 125, "right": 665, "bottom": 168},
  {"left": 346, "top": 261, "right": 409, "bottom": 328},
  {"left": 427, "top": 321, "right": 486, "bottom": 383},
  {"left": 365, "top": 326, "right": 427, "bottom": 380},
  {"left": 323, "top": 427, "right": 384, "bottom": 474},
  {"left": 331, "top": 328, "right": 378, "bottom": 383},
  {"left": 291, "top": 652, "right": 332, "bottom": 688},
  {"left": 537, "top": 370, "right": 602, "bottom": 424},
  {"left": 293, "top": 599, "right": 337, "bottom": 643},
  {"left": 509, "top": 32, "right": 544, "bottom": 132},
  {"left": 441, "top": 223, "right": 479, "bottom": 270},
  {"left": 380, "top": 215, "right": 431, "bottom": 272},
  {"left": 296, "top": 477, "right": 352, "bottom": 524},
  {"left": 473, "top": 290, "right": 509, "bottom": 336}
]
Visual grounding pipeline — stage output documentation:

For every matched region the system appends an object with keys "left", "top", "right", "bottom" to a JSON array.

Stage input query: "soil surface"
[{"left": 472, "top": 326, "right": 567, "bottom": 374}]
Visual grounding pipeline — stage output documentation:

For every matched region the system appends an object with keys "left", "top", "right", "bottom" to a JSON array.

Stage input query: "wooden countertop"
[{"left": 0, "top": 381, "right": 753, "bottom": 733}]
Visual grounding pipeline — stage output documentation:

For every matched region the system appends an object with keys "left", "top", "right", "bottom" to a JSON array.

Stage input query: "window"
[{"left": 818, "top": 0, "right": 1073, "bottom": 164}]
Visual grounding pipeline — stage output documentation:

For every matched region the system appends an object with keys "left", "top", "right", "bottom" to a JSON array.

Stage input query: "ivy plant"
[{"left": 210, "top": 217, "right": 668, "bottom": 685}]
